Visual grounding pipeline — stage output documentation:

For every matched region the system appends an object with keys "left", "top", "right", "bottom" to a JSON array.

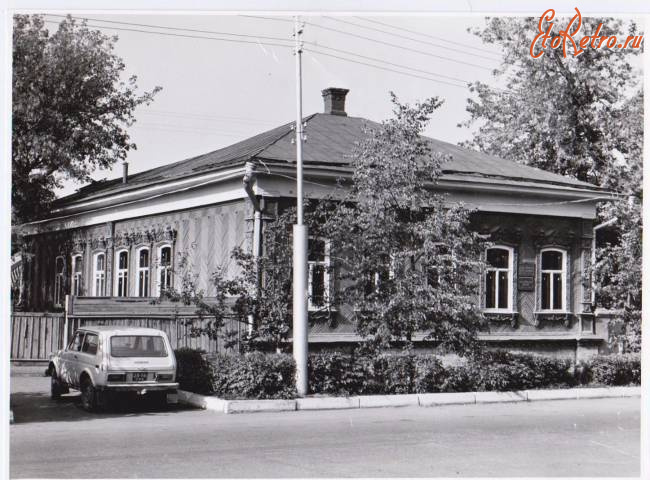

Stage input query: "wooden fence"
[{"left": 10, "top": 312, "right": 242, "bottom": 361}]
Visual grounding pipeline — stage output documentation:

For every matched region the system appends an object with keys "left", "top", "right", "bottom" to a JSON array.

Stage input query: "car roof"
[{"left": 77, "top": 326, "right": 168, "bottom": 336}]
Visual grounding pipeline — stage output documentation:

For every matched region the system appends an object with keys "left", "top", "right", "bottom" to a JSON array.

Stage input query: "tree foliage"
[
  {"left": 12, "top": 15, "right": 160, "bottom": 223},
  {"left": 462, "top": 16, "right": 643, "bottom": 351},
  {"left": 323, "top": 94, "right": 486, "bottom": 354}
]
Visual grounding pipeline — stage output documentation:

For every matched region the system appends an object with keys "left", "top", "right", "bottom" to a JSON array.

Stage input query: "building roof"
[{"left": 56, "top": 108, "right": 602, "bottom": 207}]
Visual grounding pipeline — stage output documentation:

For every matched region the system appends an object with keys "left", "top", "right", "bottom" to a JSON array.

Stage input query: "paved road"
[{"left": 10, "top": 375, "right": 640, "bottom": 478}]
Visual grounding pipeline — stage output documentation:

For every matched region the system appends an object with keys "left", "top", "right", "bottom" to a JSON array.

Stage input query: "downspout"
[
  {"left": 243, "top": 162, "right": 263, "bottom": 337},
  {"left": 592, "top": 217, "right": 617, "bottom": 304}
]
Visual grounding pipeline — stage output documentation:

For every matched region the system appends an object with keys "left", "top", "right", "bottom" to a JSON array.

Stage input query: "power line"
[
  {"left": 244, "top": 15, "right": 494, "bottom": 71},
  {"left": 306, "top": 48, "right": 467, "bottom": 89},
  {"left": 42, "top": 19, "right": 294, "bottom": 50},
  {"left": 45, "top": 14, "right": 294, "bottom": 45},
  {"left": 44, "top": 15, "right": 475, "bottom": 85},
  {"left": 303, "top": 40, "right": 470, "bottom": 85},
  {"left": 323, "top": 16, "right": 500, "bottom": 61},
  {"left": 138, "top": 109, "right": 277, "bottom": 126},
  {"left": 353, "top": 16, "right": 502, "bottom": 57}
]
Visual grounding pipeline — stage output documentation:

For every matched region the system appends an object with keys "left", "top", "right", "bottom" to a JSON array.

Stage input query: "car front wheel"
[{"left": 80, "top": 378, "right": 98, "bottom": 412}]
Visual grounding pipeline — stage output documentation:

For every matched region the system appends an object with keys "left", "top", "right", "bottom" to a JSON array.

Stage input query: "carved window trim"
[
  {"left": 156, "top": 244, "right": 173, "bottom": 296},
  {"left": 136, "top": 246, "right": 151, "bottom": 297},
  {"left": 71, "top": 254, "right": 83, "bottom": 297},
  {"left": 114, "top": 248, "right": 130, "bottom": 297},
  {"left": 537, "top": 247, "right": 569, "bottom": 314},
  {"left": 54, "top": 255, "right": 66, "bottom": 307},
  {"left": 92, "top": 251, "right": 107, "bottom": 296}
]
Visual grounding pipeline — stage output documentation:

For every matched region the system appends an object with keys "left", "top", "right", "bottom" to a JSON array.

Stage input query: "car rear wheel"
[
  {"left": 50, "top": 370, "right": 62, "bottom": 399},
  {"left": 80, "top": 378, "right": 98, "bottom": 412}
]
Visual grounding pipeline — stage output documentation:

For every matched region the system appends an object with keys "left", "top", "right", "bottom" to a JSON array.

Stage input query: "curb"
[{"left": 178, "top": 386, "right": 641, "bottom": 414}]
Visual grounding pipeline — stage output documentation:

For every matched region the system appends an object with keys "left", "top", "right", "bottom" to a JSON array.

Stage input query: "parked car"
[{"left": 47, "top": 326, "right": 179, "bottom": 412}]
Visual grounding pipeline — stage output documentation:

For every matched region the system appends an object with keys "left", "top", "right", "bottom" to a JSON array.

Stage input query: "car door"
[
  {"left": 60, "top": 330, "right": 84, "bottom": 387},
  {"left": 78, "top": 332, "right": 100, "bottom": 382}
]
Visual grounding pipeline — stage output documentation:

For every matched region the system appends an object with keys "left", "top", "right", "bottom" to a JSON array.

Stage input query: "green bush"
[
  {"left": 414, "top": 356, "right": 447, "bottom": 393},
  {"left": 584, "top": 354, "right": 641, "bottom": 386},
  {"left": 308, "top": 352, "right": 368, "bottom": 395},
  {"left": 174, "top": 348, "right": 214, "bottom": 395},
  {"left": 211, "top": 352, "right": 297, "bottom": 399},
  {"left": 373, "top": 354, "right": 417, "bottom": 394}
]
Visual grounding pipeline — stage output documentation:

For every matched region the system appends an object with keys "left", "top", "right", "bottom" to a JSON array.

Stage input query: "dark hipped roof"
[{"left": 58, "top": 112, "right": 599, "bottom": 205}]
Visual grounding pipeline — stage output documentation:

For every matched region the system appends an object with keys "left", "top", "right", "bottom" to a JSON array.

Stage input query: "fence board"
[{"left": 11, "top": 312, "right": 239, "bottom": 360}]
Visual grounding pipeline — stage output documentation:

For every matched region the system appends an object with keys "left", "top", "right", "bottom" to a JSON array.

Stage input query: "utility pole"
[{"left": 292, "top": 16, "right": 309, "bottom": 396}]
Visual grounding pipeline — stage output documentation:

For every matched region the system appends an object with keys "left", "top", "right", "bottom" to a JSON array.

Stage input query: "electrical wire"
[
  {"left": 42, "top": 19, "right": 294, "bottom": 50},
  {"left": 43, "top": 14, "right": 504, "bottom": 90},
  {"left": 243, "top": 14, "right": 495, "bottom": 70},
  {"left": 303, "top": 20, "right": 495, "bottom": 71},
  {"left": 306, "top": 48, "right": 467, "bottom": 89},
  {"left": 353, "top": 16, "right": 502, "bottom": 56},
  {"left": 323, "top": 16, "right": 500, "bottom": 61},
  {"left": 45, "top": 14, "right": 295, "bottom": 45}
]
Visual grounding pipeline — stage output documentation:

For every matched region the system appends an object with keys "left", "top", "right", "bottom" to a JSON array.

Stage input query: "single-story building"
[{"left": 13, "top": 87, "right": 616, "bottom": 360}]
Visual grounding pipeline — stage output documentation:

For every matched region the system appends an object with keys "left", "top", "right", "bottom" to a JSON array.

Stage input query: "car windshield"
[{"left": 110, "top": 335, "right": 168, "bottom": 358}]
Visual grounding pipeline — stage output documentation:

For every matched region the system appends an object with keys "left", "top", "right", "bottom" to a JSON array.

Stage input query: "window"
[
  {"left": 308, "top": 237, "right": 330, "bottom": 310},
  {"left": 157, "top": 245, "right": 173, "bottom": 294},
  {"left": 137, "top": 248, "right": 150, "bottom": 297},
  {"left": 54, "top": 256, "right": 65, "bottom": 306},
  {"left": 541, "top": 249, "right": 567, "bottom": 311},
  {"left": 93, "top": 253, "right": 106, "bottom": 296},
  {"left": 110, "top": 336, "right": 168, "bottom": 358},
  {"left": 71, "top": 255, "right": 83, "bottom": 296},
  {"left": 81, "top": 333, "right": 98, "bottom": 355},
  {"left": 485, "top": 246, "right": 514, "bottom": 311},
  {"left": 68, "top": 331, "right": 84, "bottom": 352},
  {"left": 115, "top": 249, "right": 129, "bottom": 297}
]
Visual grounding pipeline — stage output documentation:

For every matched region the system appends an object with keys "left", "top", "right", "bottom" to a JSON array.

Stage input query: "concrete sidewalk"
[{"left": 10, "top": 365, "right": 48, "bottom": 377}]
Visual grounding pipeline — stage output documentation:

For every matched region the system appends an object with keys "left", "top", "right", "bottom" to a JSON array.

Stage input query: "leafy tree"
[
  {"left": 461, "top": 16, "right": 642, "bottom": 351},
  {"left": 323, "top": 94, "right": 486, "bottom": 354},
  {"left": 12, "top": 15, "right": 160, "bottom": 223},
  {"left": 461, "top": 15, "right": 641, "bottom": 188}
]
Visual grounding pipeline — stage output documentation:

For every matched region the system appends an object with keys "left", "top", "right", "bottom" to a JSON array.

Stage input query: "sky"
[{"left": 39, "top": 14, "right": 505, "bottom": 197}]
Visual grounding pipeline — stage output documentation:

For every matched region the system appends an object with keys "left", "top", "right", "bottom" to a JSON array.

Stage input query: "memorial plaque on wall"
[{"left": 518, "top": 262, "right": 535, "bottom": 291}]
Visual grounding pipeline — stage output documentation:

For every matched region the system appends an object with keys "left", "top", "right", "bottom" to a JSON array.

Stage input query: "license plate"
[{"left": 132, "top": 372, "right": 148, "bottom": 382}]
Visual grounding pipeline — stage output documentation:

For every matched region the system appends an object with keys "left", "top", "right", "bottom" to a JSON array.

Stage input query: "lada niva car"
[{"left": 48, "top": 326, "right": 179, "bottom": 411}]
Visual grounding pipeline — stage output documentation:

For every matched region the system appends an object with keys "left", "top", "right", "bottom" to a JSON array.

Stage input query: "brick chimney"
[{"left": 322, "top": 87, "right": 349, "bottom": 116}]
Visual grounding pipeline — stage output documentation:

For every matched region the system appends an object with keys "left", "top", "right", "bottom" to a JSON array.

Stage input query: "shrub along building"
[{"left": 14, "top": 88, "right": 615, "bottom": 361}]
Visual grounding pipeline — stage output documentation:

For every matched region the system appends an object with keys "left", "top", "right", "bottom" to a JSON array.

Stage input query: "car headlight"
[{"left": 107, "top": 373, "right": 126, "bottom": 382}]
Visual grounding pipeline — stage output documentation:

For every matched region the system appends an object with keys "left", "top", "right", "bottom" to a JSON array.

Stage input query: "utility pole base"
[{"left": 292, "top": 224, "right": 309, "bottom": 397}]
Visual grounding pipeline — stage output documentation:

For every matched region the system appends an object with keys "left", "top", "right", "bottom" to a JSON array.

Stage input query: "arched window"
[
  {"left": 137, "top": 247, "right": 150, "bottom": 297},
  {"left": 484, "top": 246, "right": 514, "bottom": 312},
  {"left": 71, "top": 255, "right": 83, "bottom": 296},
  {"left": 540, "top": 249, "right": 567, "bottom": 311},
  {"left": 115, "top": 249, "right": 129, "bottom": 297},
  {"left": 93, "top": 253, "right": 106, "bottom": 296},
  {"left": 54, "top": 256, "right": 65, "bottom": 306},
  {"left": 157, "top": 245, "right": 173, "bottom": 295}
]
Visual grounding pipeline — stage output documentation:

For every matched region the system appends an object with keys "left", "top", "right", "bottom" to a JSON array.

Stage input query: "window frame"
[
  {"left": 136, "top": 246, "right": 151, "bottom": 297},
  {"left": 71, "top": 254, "right": 83, "bottom": 297},
  {"left": 156, "top": 244, "right": 173, "bottom": 296},
  {"left": 114, "top": 248, "right": 130, "bottom": 297},
  {"left": 92, "top": 252, "right": 106, "bottom": 297},
  {"left": 483, "top": 245, "right": 515, "bottom": 313},
  {"left": 307, "top": 236, "right": 331, "bottom": 311},
  {"left": 81, "top": 332, "right": 99, "bottom": 355},
  {"left": 539, "top": 247, "right": 568, "bottom": 313},
  {"left": 54, "top": 255, "right": 66, "bottom": 306}
]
